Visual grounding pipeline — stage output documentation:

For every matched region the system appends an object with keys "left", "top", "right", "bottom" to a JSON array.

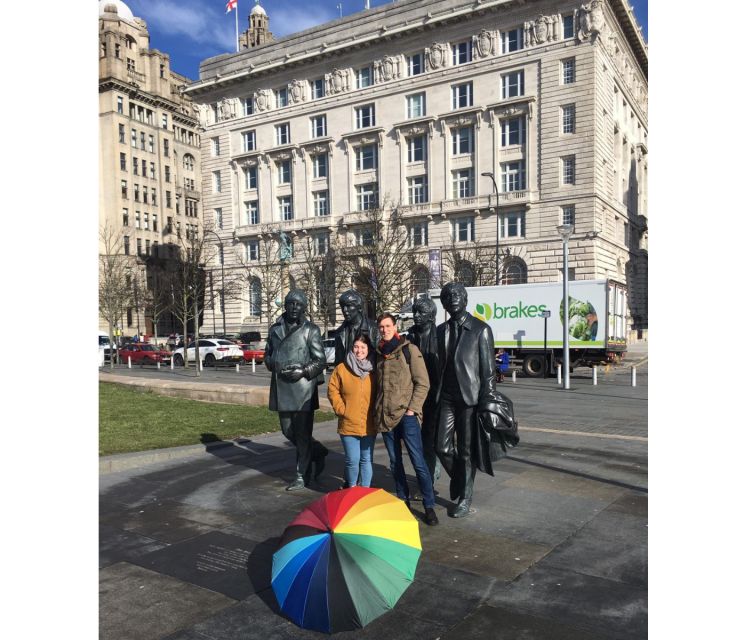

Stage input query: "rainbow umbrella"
[{"left": 271, "top": 486, "right": 421, "bottom": 633}]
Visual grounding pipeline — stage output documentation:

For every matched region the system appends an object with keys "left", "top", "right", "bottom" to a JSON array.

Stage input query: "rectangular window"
[
  {"left": 406, "top": 93, "right": 425, "bottom": 119},
  {"left": 451, "top": 126, "right": 474, "bottom": 155},
  {"left": 452, "top": 169, "right": 474, "bottom": 198},
  {"left": 163, "top": 139, "right": 169, "bottom": 157},
  {"left": 355, "top": 145, "right": 377, "bottom": 171},
  {"left": 563, "top": 15, "right": 575, "bottom": 39},
  {"left": 313, "top": 154, "right": 328, "bottom": 178},
  {"left": 120, "top": 153, "right": 127, "bottom": 171},
  {"left": 131, "top": 129, "right": 137, "bottom": 148},
  {"left": 313, "top": 190, "right": 329, "bottom": 216},
  {"left": 150, "top": 162, "right": 155, "bottom": 179},
  {"left": 242, "top": 130, "right": 256, "bottom": 152},
  {"left": 143, "top": 213, "right": 150, "bottom": 231},
  {"left": 311, "top": 114, "right": 327, "bottom": 138},
  {"left": 148, "top": 135, "right": 154, "bottom": 153},
  {"left": 356, "top": 66, "right": 373, "bottom": 89},
  {"left": 184, "top": 177, "right": 195, "bottom": 190},
  {"left": 275, "top": 123, "right": 290, "bottom": 145},
  {"left": 211, "top": 137, "right": 220, "bottom": 156},
  {"left": 142, "top": 187, "right": 147, "bottom": 204},
  {"left": 355, "top": 104, "right": 375, "bottom": 129},
  {"left": 356, "top": 229, "right": 374, "bottom": 246},
  {"left": 562, "top": 104, "right": 576, "bottom": 133},
  {"left": 136, "top": 238, "right": 143, "bottom": 255},
  {"left": 141, "top": 159, "right": 146, "bottom": 176},
  {"left": 562, "top": 204, "right": 576, "bottom": 226},
  {"left": 451, "top": 82, "right": 473, "bottom": 109},
  {"left": 561, "top": 58, "right": 576, "bottom": 84},
  {"left": 119, "top": 124, "right": 125, "bottom": 144},
  {"left": 247, "top": 240, "right": 259, "bottom": 261},
  {"left": 453, "top": 217, "right": 475, "bottom": 242},
  {"left": 501, "top": 28, "right": 524, "bottom": 53},
  {"left": 134, "top": 184, "right": 140, "bottom": 202},
  {"left": 245, "top": 201, "right": 259, "bottom": 225},
  {"left": 501, "top": 117, "right": 525, "bottom": 146},
  {"left": 122, "top": 208, "right": 129, "bottom": 226},
  {"left": 117, "top": 96, "right": 123, "bottom": 114},
  {"left": 501, "top": 160, "right": 526, "bottom": 191},
  {"left": 166, "top": 191, "right": 171, "bottom": 208},
  {"left": 164, "top": 166, "right": 170, "bottom": 182},
  {"left": 152, "top": 214, "right": 158, "bottom": 232},
  {"left": 277, "top": 160, "right": 292, "bottom": 184},
  {"left": 162, "top": 114, "right": 168, "bottom": 129},
  {"left": 213, "top": 208, "right": 223, "bottom": 230},
  {"left": 279, "top": 196, "right": 293, "bottom": 221},
  {"left": 410, "top": 222, "right": 429, "bottom": 247},
  {"left": 115, "top": 43, "right": 120, "bottom": 58},
  {"left": 275, "top": 87, "right": 288, "bottom": 108},
  {"left": 244, "top": 166, "right": 257, "bottom": 189},
  {"left": 213, "top": 171, "right": 222, "bottom": 193},
  {"left": 452, "top": 41, "right": 473, "bottom": 65},
  {"left": 151, "top": 187, "right": 156, "bottom": 204},
  {"left": 408, "top": 176, "right": 428, "bottom": 204},
  {"left": 311, "top": 78, "right": 325, "bottom": 99},
  {"left": 562, "top": 156, "right": 576, "bottom": 185},
  {"left": 499, "top": 212, "right": 525, "bottom": 238},
  {"left": 407, "top": 136, "right": 426, "bottom": 163},
  {"left": 140, "top": 132, "right": 146, "bottom": 150},
  {"left": 127, "top": 58, "right": 135, "bottom": 72},
  {"left": 242, "top": 97, "right": 253, "bottom": 116},
  {"left": 135, "top": 211, "right": 141, "bottom": 229},
  {"left": 356, "top": 183, "right": 378, "bottom": 211},
  {"left": 407, "top": 53, "right": 423, "bottom": 76},
  {"left": 502, "top": 71, "right": 524, "bottom": 98},
  {"left": 313, "top": 232, "right": 330, "bottom": 256},
  {"left": 121, "top": 180, "right": 127, "bottom": 199}
]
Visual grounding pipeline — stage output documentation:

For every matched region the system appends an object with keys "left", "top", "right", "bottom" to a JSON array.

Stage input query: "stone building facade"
[
  {"left": 185, "top": 0, "right": 647, "bottom": 341},
  {"left": 98, "top": 0, "right": 203, "bottom": 337}
]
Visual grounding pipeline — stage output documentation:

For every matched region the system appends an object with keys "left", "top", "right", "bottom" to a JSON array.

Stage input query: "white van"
[{"left": 98, "top": 331, "right": 116, "bottom": 363}]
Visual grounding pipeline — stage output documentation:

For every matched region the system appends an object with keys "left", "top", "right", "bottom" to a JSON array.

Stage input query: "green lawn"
[{"left": 99, "top": 382, "right": 335, "bottom": 456}]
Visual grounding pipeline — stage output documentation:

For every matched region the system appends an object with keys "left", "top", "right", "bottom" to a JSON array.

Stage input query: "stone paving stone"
[
  {"left": 499, "top": 466, "right": 628, "bottom": 502},
  {"left": 414, "top": 559, "right": 497, "bottom": 599},
  {"left": 486, "top": 564, "right": 647, "bottom": 640},
  {"left": 541, "top": 501, "right": 647, "bottom": 587},
  {"left": 222, "top": 508, "right": 306, "bottom": 543},
  {"left": 101, "top": 498, "right": 243, "bottom": 531},
  {"left": 99, "top": 562, "right": 235, "bottom": 640},
  {"left": 418, "top": 522, "right": 550, "bottom": 581},
  {"left": 394, "top": 576, "right": 483, "bottom": 629},
  {"left": 606, "top": 491, "right": 648, "bottom": 517},
  {"left": 100, "top": 523, "right": 170, "bottom": 569},
  {"left": 441, "top": 603, "right": 614, "bottom": 640},
  {"left": 129, "top": 531, "right": 273, "bottom": 600}
]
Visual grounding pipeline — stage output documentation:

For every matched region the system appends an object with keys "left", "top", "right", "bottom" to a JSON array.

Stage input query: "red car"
[
  {"left": 240, "top": 342, "right": 265, "bottom": 364},
  {"left": 118, "top": 343, "right": 172, "bottom": 365}
]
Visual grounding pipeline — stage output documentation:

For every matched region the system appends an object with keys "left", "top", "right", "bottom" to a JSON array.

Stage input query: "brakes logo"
[{"left": 473, "top": 301, "right": 548, "bottom": 321}]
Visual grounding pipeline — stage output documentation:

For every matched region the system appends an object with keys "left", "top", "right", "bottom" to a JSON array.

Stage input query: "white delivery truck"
[{"left": 429, "top": 279, "right": 627, "bottom": 377}]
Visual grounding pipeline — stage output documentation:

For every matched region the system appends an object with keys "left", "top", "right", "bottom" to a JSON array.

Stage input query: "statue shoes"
[
  {"left": 286, "top": 475, "right": 307, "bottom": 492},
  {"left": 450, "top": 499, "right": 472, "bottom": 518}
]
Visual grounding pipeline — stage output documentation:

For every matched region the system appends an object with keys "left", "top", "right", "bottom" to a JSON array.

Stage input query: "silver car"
[
  {"left": 171, "top": 338, "right": 244, "bottom": 367},
  {"left": 322, "top": 339, "right": 336, "bottom": 370}
]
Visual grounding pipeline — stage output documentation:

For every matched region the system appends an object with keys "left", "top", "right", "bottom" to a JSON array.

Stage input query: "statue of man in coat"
[
  {"left": 408, "top": 296, "right": 442, "bottom": 484},
  {"left": 265, "top": 289, "right": 329, "bottom": 491},
  {"left": 333, "top": 289, "right": 379, "bottom": 366},
  {"left": 435, "top": 282, "right": 519, "bottom": 517}
]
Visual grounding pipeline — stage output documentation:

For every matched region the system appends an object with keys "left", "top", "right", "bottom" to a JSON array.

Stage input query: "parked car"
[
  {"left": 240, "top": 341, "right": 265, "bottom": 364},
  {"left": 118, "top": 343, "right": 172, "bottom": 365},
  {"left": 99, "top": 332, "right": 117, "bottom": 363},
  {"left": 171, "top": 339, "right": 244, "bottom": 367},
  {"left": 322, "top": 339, "right": 336, "bottom": 370}
]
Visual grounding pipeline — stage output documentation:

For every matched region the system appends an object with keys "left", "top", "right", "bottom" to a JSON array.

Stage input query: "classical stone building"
[
  {"left": 98, "top": 0, "right": 203, "bottom": 337},
  {"left": 185, "top": 0, "right": 648, "bottom": 341}
]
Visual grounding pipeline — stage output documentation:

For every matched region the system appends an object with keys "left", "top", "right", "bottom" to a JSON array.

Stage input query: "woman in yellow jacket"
[{"left": 327, "top": 334, "right": 377, "bottom": 488}]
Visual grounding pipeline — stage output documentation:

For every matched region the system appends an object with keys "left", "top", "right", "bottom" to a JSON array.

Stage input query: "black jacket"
[{"left": 333, "top": 316, "right": 379, "bottom": 366}]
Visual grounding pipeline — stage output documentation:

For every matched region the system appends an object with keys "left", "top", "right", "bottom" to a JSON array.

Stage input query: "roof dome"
[
  {"left": 251, "top": 2, "right": 267, "bottom": 16},
  {"left": 99, "top": 0, "right": 136, "bottom": 23}
]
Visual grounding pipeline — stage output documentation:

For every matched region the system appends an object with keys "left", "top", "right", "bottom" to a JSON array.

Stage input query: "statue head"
[
  {"left": 412, "top": 297, "right": 437, "bottom": 328},
  {"left": 284, "top": 289, "right": 308, "bottom": 322},
  {"left": 440, "top": 282, "right": 468, "bottom": 318},
  {"left": 338, "top": 289, "right": 364, "bottom": 324}
]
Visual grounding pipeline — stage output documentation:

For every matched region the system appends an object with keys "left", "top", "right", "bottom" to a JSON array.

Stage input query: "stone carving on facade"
[
  {"left": 219, "top": 98, "right": 236, "bottom": 121},
  {"left": 326, "top": 68, "right": 350, "bottom": 95},
  {"left": 288, "top": 79, "right": 306, "bottom": 104},
  {"left": 473, "top": 29, "right": 494, "bottom": 58},
  {"left": 525, "top": 14, "right": 559, "bottom": 47},
  {"left": 241, "top": 158, "right": 258, "bottom": 169},
  {"left": 192, "top": 103, "right": 210, "bottom": 127},
  {"left": 254, "top": 89, "right": 272, "bottom": 112},
  {"left": 425, "top": 42, "right": 449, "bottom": 70},
  {"left": 404, "top": 125, "right": 426, "bottom": 137},
  {"left": 374, "top": 55, "right": 401, "bottom": 83},
  {"left": 578, "top": 0, "right": 605, "bottom": 41}
]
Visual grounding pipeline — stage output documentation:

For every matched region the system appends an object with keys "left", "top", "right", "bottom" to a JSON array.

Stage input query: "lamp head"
[{"left": 557, "top": 224, "right": 574, "bottom": 240}]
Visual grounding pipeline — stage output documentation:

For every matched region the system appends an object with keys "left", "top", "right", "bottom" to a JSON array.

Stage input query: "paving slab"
[
  {"left": 99, "top": 562, "right": 235, "bottom": 640},
  {"left": 99, "top": 523, "right": 170, "bottom": 569}
]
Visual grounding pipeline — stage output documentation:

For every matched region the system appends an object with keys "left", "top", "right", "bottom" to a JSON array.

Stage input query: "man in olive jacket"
[
  {"left": 375, "top": 312, "right": 438, "bottom": 525},
  {"left": 265, "top": 289, "right": 328, "bottom": 491}
]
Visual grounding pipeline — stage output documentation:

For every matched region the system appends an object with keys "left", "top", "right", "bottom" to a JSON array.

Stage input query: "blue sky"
[{"left": 126, "top": 0, "right": 648, "bottom": 81}]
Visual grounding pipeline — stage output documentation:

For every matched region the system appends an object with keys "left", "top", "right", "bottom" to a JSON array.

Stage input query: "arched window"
[
  {"left": 455, "top": 261, "right": 476, "bottom": 287},
  {"left": 249, "top": 278, "right": 261, "bottom": 317},
  {"left": 411, "top": 266, "right": 430, "bottom": 296},
  {"left": 183, "top": 154, "right": 195, "bottom": 171},
  {"left": 125, "top": 35, "right": 136, "bottom": 50},
  {"left": 501, "top": 258, "right": 527, "bottom": 285}
]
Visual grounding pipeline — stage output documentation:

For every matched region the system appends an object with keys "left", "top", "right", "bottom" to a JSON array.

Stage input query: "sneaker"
[{"left": 424, "top": 508, "right": 439, "bottom": 526}]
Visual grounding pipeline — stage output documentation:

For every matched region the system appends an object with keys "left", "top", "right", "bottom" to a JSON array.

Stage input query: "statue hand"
[{"left": 282, "top": 368, "right": 305, "bottom": 382}]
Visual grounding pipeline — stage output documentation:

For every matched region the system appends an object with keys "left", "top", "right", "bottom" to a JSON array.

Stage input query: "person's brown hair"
[
  {"left": 376, "top": 312, "right": 397, "bottom": 325},
  {"left": 352, "top": 333, "right": 374, "bottom": 351}
]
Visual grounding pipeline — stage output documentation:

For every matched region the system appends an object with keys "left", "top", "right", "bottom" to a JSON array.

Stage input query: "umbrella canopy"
[{"left": 271, "top": 486, "right": 421, "bottom": 633}]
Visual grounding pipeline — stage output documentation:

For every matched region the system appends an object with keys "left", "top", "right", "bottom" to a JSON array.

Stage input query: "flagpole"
[{"left": 235, "top": 1, "right": 239, "bottom": 52}]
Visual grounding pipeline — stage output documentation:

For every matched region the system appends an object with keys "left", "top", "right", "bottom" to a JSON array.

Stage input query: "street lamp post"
[
  {"left": 203, "top": 229, "right": 226, "bottom": 336},
  {"left": 481, "top": 172, "right": 500, "bottom": 285},
  {"left": 557, "top": 223, "right": 574, "bottom": 390}
]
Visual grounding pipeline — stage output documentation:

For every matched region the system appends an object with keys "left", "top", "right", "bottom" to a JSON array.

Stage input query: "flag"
[{"left": 226, "top": 0, "right": 237, "bottom": 13}]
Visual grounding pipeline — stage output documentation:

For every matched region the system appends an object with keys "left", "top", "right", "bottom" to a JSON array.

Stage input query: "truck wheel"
[{"left": 522, "top": 354, "right": 546, "bottom": 378}]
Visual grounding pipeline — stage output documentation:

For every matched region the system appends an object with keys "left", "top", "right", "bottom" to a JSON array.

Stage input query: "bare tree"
[
  {"left": 99, "top": 222, "right": 133, "bottom": 370},
  {"left": 441, "top": 237, "right": 499, "bottom": 287}
]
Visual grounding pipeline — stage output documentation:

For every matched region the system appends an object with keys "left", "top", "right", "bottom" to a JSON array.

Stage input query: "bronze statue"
[
  {"left": 333, "top": 289, "right": 379, "bottom": 366},
  {"left": 265, "top": 289, "right": 328, "bottom": 490},
  {"left": 435, "top": 282, "right": 519, "bottom": 517}
]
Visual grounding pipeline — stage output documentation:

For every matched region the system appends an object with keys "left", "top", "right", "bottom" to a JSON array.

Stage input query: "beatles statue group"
[{"left": 265, "top": 283, "right": 519, "bottom": 518}]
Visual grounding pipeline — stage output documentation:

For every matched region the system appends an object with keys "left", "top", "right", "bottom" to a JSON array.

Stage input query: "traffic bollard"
[
  {"left": 557, "top": 366, "right": 562, "bottom": 385},
  {"left": 512, "top": 371, "right": 516, "bottom": 383},
  {"left": 631, "top": 367, "right": 637, "bottom": 387},
  {"left": 157, "top": 361, "right": 161, "bottom": 370},
  {"left": 252, "top": 358, "right": 256, "bottom": 373},
  {"left": 236, "top": 363, "right": 240, "bottom": 373},
  {"left": 199, "top": 359, "right": 203, "bottom": 371},
  {"left": 128, "top": 356, "right": 132, "bottom": 369},
  {"left": 592, "top": 366, "right": 597, "bottom": 386},
  {"left": 170, "top": 358, "right": 174, "bottom": 370}
]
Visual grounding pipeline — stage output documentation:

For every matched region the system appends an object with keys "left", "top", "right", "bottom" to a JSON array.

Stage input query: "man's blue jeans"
[
  {"left": 382, "top": 414, "right": 436, "bottom": 509},
  {"left": 340, "top": 434, "right": 376, "bottom": 488}
]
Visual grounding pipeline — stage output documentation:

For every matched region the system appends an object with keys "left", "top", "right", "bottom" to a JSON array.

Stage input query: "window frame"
[
  {"left": 407, "top": 175, "right": 429, "bottom": 205},
  {"left": 406, "top": 52, "right": 423, "bottom": 76},
  {"left": 355, "top": 104, "right": 376, "bottom": 129},
  {"left": 451, "top": 82, "right": 473, "bottom": 109},
  {"left": 499, "top": 211, "right": 526, "bottom": 238},
  {"left": 242, "top": 130, "right": 256, "bottom": 153},
  {"left": 501, "top": 70, "right": 525, "bottom": 99},
  {"left": 451, "top": 126, "right": 474, "bottom": 155},
  {"left": 453, "top": 216, "right": 475, "bottom": 243},
  {"left": 407, "top": 135, "right": 426, "bottom": 163},
  {"left": 501, "top": 116, "right": 525, "bottom": 146},
  {"left": 356, "top": 66, "right": 373, "bottom": 89},
  {"left": 451, "top": 41, "right": 473, "bottom": 65},
  {"left": 310, "top": 114, "right": 327, "bottom": 138},
  {"left": 501, "top": 28, "right": 524, "bottom": 54},
  {"left": 406, "top": 92, "right": 426, "bottom": 119},
  {"left": 452, "top": 168, "right": 475, "bottom": 199},
  {"left": 355, "top": 144, "right": 378, "bottom": 171}
]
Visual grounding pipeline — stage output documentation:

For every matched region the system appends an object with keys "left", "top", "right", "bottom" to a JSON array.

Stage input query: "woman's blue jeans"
[{"left": 340, "top": 434, "right": 376, "bottom": 488}]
